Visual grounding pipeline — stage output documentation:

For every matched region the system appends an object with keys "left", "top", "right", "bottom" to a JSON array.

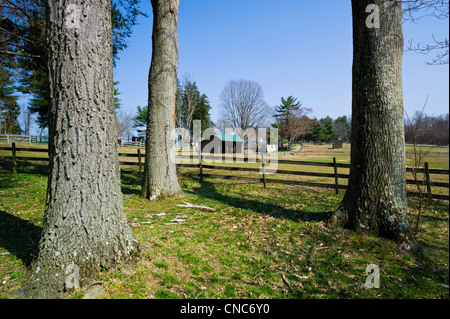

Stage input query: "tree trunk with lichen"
[
  {"left": 327, "top": 0, "right": 419, "bottom": 251},
  {"left": 19, "top": 0, "right": 140, "bottom": 299},
  {"left": 141, "top": 0, "right": 183, "bottom": 200}
]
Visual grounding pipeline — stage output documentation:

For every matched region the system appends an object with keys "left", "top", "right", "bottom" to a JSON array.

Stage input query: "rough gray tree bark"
[
  {"left": 19, "top": 0, "right": 140, "bottom": 298},
  {"left": 141, "top": 0, "right": 183, "bottom": 200},
  {"left": 327, "top": 0, "right": 420, "bottom": 251}
]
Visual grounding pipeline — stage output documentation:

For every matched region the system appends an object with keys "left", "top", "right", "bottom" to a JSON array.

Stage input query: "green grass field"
[{"left": 0, "top": 143, "right": 448, "bottom": 299}]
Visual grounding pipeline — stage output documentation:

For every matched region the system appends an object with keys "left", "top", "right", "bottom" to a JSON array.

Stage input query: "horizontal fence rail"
[
  {"left": 0, "top": 134, "right": 31, "bottom": 144},
  {"left": 0, "top": 144, "right": 448, "bottom": 200},
  {"left": 120, "top": 140, "right": 145, "bottom": 148}
]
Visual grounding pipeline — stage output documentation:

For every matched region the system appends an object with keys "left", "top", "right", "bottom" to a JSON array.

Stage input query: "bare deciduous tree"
[
  {"left": 116, "top": 109, "right": 134, "bottom": 141},
  {"left": 219, "top": 79, "right": 270, "bottom": 135},
  {"left": 402, "top": 0, "right": 449, "bottom": 21},
  {"left": 405, "top": 98, "right": 434, "bottom": 235},
  {"left": 405, "top": 111, "right": 449, "bottom": 145},
  {"left": 19, "top": 104, "right": 32, "bottom": 135},
  {"left": 403, "top": 0, "right": 449, "bottom": 65}
]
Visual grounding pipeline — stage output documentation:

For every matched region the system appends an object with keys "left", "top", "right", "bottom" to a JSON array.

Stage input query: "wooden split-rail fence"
[{"left": 0, "top": 143, "right": 448, "bottom": 201}]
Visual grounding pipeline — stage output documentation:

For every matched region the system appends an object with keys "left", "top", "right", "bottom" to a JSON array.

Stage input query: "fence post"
[
  {"left": 12, "top": 142, "right": 17, "bottom": 175},
  {"left": 333, "top": 157, "right": 338, "bottom": 194},
  {"left": 138, "top": 149, "right": 142, "bottom": 175},
  {"left": 424, "top": 162, "right": 432, "bottom": 201},
  {"left": 198, "top": 147, "right": 203, "bottom": 182},
  {"left": 261, "top": 152, "right": 266, "bottom": 188}
]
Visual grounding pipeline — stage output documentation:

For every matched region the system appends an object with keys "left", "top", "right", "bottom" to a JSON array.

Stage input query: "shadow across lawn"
[
  {"left": 185, "top": 177, "right": 333, "bottom": 223},
  {"left": 120, "top": 170, "right": 142, "bottom": 195},
  {"left": 0, "top": 210, "right": 41, "bottom": 266},
  {"left": 0, "top": 163, "right": 49, "bottom": 178}
]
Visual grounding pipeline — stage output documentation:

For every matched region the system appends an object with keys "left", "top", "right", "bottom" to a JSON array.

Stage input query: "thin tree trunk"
[
  {"left": 19, "top": 0, "right": 140, "bottom": 298},
  {"left": 141, "top": 0, "right": 183, "bottom": 200},
  {"left": 327, "top": 0, "right": 419, "bottom": 251}
]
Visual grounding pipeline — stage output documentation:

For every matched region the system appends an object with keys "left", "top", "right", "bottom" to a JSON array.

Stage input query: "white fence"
[
  {"left": 30, "top": 135, "right": 49, "bottom": 143},
  {"left": 0, "top": 134, "right": 31, "bottom": 144},
  {"left": 120, "top": 140, "right": 145, "bottom": 148}
]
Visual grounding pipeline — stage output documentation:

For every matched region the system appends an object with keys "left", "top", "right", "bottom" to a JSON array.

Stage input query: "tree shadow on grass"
[
  {"left": 120, "top": 170, "right": 142, "bottom": 195},
  {"left": 0, "top": 169, "right": 140, "bottom": 268},
  {"left": 0, "top": 163, "right": 49, "bottom": 177},
  {"left": 0, "top": 210, "right": 41, "bottom": 266},
  {"left": 1, "top": 166, "right": 142, "bottom": 196},
  {"left": 184, "top": 177, "right": 333, "bottom": 223}
]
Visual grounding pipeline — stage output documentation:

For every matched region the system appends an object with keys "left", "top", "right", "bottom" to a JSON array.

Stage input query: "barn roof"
[{"left": 214, "top": 134, "right": 245, "bottom": 142}]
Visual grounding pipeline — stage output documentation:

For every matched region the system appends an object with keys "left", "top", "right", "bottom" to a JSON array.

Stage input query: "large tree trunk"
[
  {"left": 20, "top": 0, "right": 140, "bottom": 298},
  {"left": 141, "top": 0, "right": 183, "bottom": 200},
  {"left": 327, "top": 1, "right": 419, "bottom": 251}
]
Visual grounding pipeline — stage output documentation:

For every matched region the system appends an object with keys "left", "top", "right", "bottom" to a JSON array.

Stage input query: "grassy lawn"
[{"left": 0, "top": 163, "right": 448, "bottom": 299}]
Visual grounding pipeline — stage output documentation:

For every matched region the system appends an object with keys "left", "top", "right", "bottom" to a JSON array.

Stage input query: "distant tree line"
[
  {"left": 271, "top": 96, "right": 352, "bottom": 148},
  {"left": 405, "top": 112, "right": 449, "bottom": 145},
  {"left": 271, "top": 96, "right": 449, "bottom": 147}
]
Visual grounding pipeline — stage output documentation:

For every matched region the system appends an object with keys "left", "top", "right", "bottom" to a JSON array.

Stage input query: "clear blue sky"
[{"left": 113, "top": 0, "right": 449, "bottom": 130}]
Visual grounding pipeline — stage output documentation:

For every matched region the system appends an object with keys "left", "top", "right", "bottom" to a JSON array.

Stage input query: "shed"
[
  {"left": 332, "top": 140, "right": 343, "bottom": 149},
  {"left": 201, "top": 134, "right": 245, "bottom": 155}
]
